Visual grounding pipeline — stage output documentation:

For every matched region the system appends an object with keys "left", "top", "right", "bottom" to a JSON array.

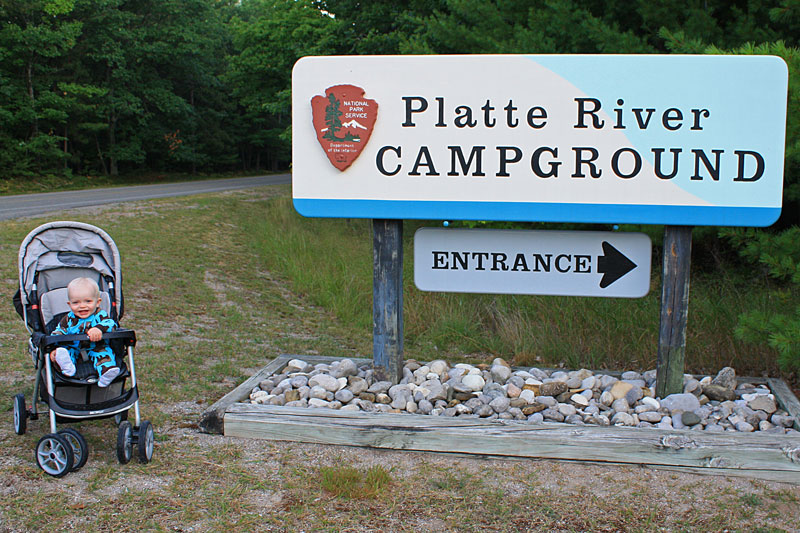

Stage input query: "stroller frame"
[{"left": 12, "top": 221, "right": 154, "bottom": 476}]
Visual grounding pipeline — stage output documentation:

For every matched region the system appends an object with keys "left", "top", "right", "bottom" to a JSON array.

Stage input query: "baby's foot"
[
  {"left": 98, "top": 366, "right": 120, "bottom": 387},
  {"left": 54, "top": 349, "right": 75, "bottom": 377}
]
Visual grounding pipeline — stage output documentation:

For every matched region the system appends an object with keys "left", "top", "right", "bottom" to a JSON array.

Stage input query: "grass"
[
  {"left": 0, "top": 183, "right": 798, "bottom": 531},
  {"left": 241, "top": 195, "right": 796, "bottom": 380}
]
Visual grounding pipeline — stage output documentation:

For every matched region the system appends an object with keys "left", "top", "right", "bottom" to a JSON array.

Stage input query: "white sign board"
[
  {"left": 292, "top": 55, "right": 788, "bottom": 226},
  {"left": 414, "top": 228, "right": 652, "bottom": 298}
]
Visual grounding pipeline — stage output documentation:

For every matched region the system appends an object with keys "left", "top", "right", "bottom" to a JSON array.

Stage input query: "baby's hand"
[{"left": 87, "top": 327, "right": 103, "bottom": 342}]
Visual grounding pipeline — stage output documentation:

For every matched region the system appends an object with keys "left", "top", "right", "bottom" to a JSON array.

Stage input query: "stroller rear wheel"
[
  {"left": 58, "top": 428, "right": 89, "bottom": 471},
  {"left": 116, "top": 421, "right": 133, "bottom": 464},
  {"left": 36, "top": 433, "right": 74, "bottom": 477},
  {"left": 136, "top": 420, "right": 155, "bottom": 463},
  {"left": 13, "top": 394, "right": 26, "bottom": 435}
]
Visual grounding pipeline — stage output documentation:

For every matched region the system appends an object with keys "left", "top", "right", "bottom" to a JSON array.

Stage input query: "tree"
[
  {"left": 0, "top": 0, "right": 83, "bottom": 175},
  {"left": 225, "top": 0, "right": 339, "bottom": 171}
]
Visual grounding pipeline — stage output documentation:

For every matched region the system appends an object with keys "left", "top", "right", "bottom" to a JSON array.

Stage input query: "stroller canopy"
[{"left": 18, "top": 221, "right": 123, "bottom": 311}]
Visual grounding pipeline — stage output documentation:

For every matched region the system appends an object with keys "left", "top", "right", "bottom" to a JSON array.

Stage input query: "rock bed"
[{"left": 248, "top": 358, "right": 798, "bottom": 434}]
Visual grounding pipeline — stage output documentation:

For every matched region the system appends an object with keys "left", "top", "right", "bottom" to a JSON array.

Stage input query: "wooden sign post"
[
  {"left": 656, "top": 226, "right": 693, "bottom": 397},
  {"left": 372, "top": 219, "right": 403, "bottom": 383}
]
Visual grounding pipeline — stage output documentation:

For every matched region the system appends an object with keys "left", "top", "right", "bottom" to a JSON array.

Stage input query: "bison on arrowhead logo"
[{"left": 311, "top": 85, "right": 378, "bottom": 171}]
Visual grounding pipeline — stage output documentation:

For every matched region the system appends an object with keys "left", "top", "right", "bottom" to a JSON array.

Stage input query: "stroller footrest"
[{"left": 54, "top": 360, "right": 129, "bottom": 385}]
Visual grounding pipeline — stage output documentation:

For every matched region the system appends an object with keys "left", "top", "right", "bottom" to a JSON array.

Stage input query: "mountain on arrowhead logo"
[{"left": 311, "top": 85, "right": 378, "bottom": 171}]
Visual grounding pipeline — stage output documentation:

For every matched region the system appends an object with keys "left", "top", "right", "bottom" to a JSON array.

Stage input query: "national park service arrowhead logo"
[{"left": 311, "top": 85, "right": 378, "bottom": 171}]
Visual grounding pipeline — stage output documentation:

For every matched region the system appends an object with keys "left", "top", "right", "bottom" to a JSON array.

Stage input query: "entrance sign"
[
  {"left": 293, "top": 55, "right": 788, "bottom": 226},
  {"left": 414, "top": 228, "right": 652, "bottom": 298}
]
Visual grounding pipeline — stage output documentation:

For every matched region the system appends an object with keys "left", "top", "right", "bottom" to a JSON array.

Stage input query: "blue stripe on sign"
[{"left": 293, "top": 199, "right": 781, "bottom": 227}]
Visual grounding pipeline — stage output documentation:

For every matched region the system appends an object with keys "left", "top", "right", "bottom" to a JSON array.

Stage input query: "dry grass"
[{"left": 0, "top": 185, "right": 798, "bottom": 532}]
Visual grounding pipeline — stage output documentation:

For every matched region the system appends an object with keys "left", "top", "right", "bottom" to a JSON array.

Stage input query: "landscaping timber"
[{"left": 203, "top": 355, "right": 800, "bottom": 485}]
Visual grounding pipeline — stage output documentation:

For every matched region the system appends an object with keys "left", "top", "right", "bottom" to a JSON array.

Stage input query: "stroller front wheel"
[
  {"left": 116, "top": 421, "right": 133, "bottom": 464},
  {"left": 13, "top": 394, "right": 27, "bottom": 435},
  {"left": 36, "top": 433, "right": 74, "bottom": 477}
]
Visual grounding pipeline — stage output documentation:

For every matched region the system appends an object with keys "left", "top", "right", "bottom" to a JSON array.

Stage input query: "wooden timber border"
[{"left": 200, "top": 355, "right": 800, "bottom": 485}]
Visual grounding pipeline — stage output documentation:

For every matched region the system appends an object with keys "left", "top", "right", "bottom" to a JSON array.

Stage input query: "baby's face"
[{"left": 67, "top": 286, "right": 100, "bottom": 319}]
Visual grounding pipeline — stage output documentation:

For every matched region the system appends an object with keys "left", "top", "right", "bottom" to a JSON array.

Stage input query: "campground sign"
[{"left": 292, "top": 54, "right": 788, "bottom": 226}]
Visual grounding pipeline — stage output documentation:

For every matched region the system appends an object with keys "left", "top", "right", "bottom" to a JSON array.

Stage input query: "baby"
[{"left": 50, "top": 277, "right": 120, "bottom": 387}]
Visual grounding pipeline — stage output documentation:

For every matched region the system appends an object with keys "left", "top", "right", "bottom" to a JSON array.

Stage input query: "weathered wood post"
[
  {"left": 373, "top": 219, "right": 403, "bottom": 384},
  {"left": 656, "top": 225, "right": 693, "bottom": 398}
]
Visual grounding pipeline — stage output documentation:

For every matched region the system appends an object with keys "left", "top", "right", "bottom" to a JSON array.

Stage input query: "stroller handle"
[{"left": 41, "top": 329, "right": 137, "bottom": 351}]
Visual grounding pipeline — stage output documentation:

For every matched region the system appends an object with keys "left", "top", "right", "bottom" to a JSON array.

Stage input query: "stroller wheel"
[
  {"left": 13, "top": 394, "right": 27, "bottom": 435},
  {"left": 116, "top": 421, "right": 133, "bottom": 464},
  {"left": 58, "top": 428, "right": 89, "bottom": 471},
  {"left": 136, "top": 421, "right": 155, "bottom": 464},
  {"left": 36, "top": 433, "right": 74, "bottom": 477}
]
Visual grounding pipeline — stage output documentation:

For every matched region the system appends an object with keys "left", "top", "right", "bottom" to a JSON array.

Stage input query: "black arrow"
[{"left": 597, "top": 241, "right": 637, "bottom": 288}]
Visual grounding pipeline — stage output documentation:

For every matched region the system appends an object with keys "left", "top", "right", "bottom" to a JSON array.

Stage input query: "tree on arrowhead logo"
[{"left": 311, "top": 85, "right": 378, "bottom": 171}]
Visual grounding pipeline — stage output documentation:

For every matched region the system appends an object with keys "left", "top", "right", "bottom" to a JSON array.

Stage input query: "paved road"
[{"left": 0, "top": 174, "right": 290, "bottom": 221}]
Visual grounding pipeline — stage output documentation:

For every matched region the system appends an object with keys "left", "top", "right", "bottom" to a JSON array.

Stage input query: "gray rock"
[
  {"left": 660, "top": 393, "right": 701, "bottom": 415},
  {"left": 490, "top": 364, "right": 512, "bottom": 384},
  {"left": 558, "top": 403, "right": 577, "bottom": 417},
  {"left": 475, "top": 404, "right": 494, "bottom": 417},
  {"left": 735, "top": 421, "right": 755, "bottom": 432},
  {"left": 489, "top": 396, "right": 510, "bottom": 413},
  {"left": 566, "top": 376, "right": 583, "bottom": 389},
  {"left": 536, "top": 396, "right": 557, "bottom": 408},
  {"left": 611, "top": 412, "right": 635, "bottom": 426},
  {"left": 368, "top": 380, "right": 392, "bottom": 394},
  {"left": 308, "top": 398, "right": 330, "bottom": 408},
  {"left": 599, "top": 391, "right": 614, "bottom": 406},
  {"left": 621, "top": 371, "right": 642, "bottom": 381},
  {"left": 771, "top": 414, "right": 796, "bottom": 428},
  {"left": 681, "top": 411, "right": 701, "bottom": 426},
  {"left": 542, "top": 408, "right": 564, "bottom": 422},
  {"left": 426, "top": 383, "right": 448, "bottom": 402},
  {"left": 611, "top": 398, "right": 630, "bottom": 414},
  {"left": 507, "top": 375, "right": 525, "bottom": 389},
  {"left": 711, "top": 366, "right": 737, "bottom": 390},
  {"left": 565, "top": 414, "right": 584, "bottom": 425},
  {"left": 309, "top": 374, "right": 341, "bottom": 393},
  {"left": 747, "top": 395, "right": 777, "bottom": 414},
  {"left": 331, "top": 359, "right": 358, "bottom": 378},
  {"left": 527, "top": 412, "right": 544, "bottom": 424},
  {"left": 310, "top": 385, "right": 329, "bottom": 400},
  {"left": 418, "top": 399, "right": 434, "bottom": 415},
  {"left": 285, "top": 399, "right": 308, "bottom": 408},
  {"left": 638, "top": 411, "right": 663, "bottom": 423},
  {"left": 335, "top": 389, "right": 354, "bottom": 403},
  {"left": 624, "top": 387, "right": 644, "bottom": 406},
  {"left": 290, "top": 375, "right": 308, "bottom": 389},
  {"left": 347, "top": 376, "right": 369, "bottom": 395}
]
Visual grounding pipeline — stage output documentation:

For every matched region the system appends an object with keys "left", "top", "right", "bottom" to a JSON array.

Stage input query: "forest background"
[{"left": 2, "top": 0, "right": 800, "bottom": 375}]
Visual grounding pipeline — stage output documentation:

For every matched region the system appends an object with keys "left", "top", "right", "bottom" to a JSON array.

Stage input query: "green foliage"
[{"left": 723, "top": 227, "right": 800, "bottom": 372}]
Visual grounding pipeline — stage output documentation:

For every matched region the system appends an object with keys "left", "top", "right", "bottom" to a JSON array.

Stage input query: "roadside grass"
[
  {"left": 0, "top": 184, "right": 797, "bottom": 531},
  {"left": 241, "top": 195, "right": 792, "bottom": 378}
]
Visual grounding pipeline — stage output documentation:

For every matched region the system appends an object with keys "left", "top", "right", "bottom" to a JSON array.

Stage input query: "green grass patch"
[
  {"left": 239, "top": 195, "right": 792, "bottom": 377},
  {"left": 319, "top": 465, "right": 392, "bottom": 499}
]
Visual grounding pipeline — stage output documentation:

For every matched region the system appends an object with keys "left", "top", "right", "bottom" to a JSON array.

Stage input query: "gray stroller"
[{"left": 12, "top": 221, "right": 154, "bottom": 477}]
